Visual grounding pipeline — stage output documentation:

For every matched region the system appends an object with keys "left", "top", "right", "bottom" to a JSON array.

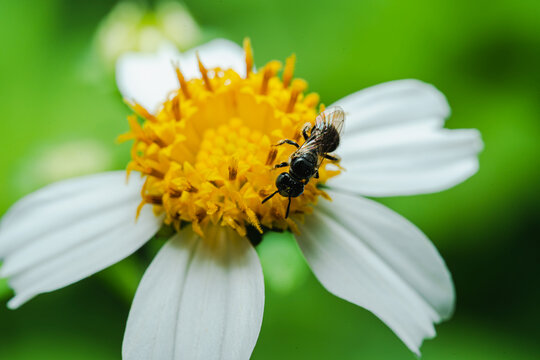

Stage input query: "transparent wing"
[
  {"left": 314, "top": 106, "right": 345, "bottom": 136},
  {"left": 313, "top": 106, "right": 345, "bottom": 168},
  {"left": 292, "top": 106, "right": 345, "bottom": 173}
]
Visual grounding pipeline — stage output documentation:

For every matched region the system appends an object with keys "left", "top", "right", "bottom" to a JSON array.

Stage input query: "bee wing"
[
  {"left": 314, "top": 106, "right": 345, "bottom": 136},
  {"left": 313, "top": 106, "right": 345, "bottom": 169},
  {"left": 292, "top": 139, "right": 320, "bottom": 158}
]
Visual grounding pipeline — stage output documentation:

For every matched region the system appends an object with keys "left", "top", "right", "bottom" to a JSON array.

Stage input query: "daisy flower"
[
  {"left": 94, "top": 1, "right": 200, "bottom": 68},
  {"left": 0, "top": 38, "right": 483, "bottom": 358}
]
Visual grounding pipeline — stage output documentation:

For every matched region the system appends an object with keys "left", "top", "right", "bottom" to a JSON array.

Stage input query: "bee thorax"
[{"left": 290, "top": 153, "right": 317, "bottom": 179}]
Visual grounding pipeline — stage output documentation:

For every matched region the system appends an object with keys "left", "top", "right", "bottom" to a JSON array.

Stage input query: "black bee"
[{"left": 262, "top": 106, "right": 345, "bottom": 218}]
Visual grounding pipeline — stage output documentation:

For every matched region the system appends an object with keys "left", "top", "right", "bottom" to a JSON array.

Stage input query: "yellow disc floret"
[{"left": 119, "top": 39, "right": 341, "bottom": 238}]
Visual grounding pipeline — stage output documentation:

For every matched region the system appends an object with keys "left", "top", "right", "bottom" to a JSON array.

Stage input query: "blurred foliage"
[
  {"left": 0, "top": 277, "right": 10, "bottom": 301},
  {"left": 0, "top": 0, "right": 539, "bottom": 359},
  {"left": 257, "top": 231, "right": 310, "bottom": 294}
]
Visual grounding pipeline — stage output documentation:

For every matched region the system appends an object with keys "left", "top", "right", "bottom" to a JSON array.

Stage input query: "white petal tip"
[
  {"left": 398, "top": 79, "right": 451, "bottom": 117},
  {"left": 0, "top": 172, "right": 160, "bottom": 308},
  {"left": 297, "top": 191, "right": 454, "bottom": 355},
  {"left": 472, "top": 129, "right": 485, "bottom": 152},
  {"left": 7, "top": 295, "right": 26, "bottom": 310}
]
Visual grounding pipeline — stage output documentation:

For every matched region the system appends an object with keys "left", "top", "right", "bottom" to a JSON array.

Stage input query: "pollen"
[{"left": 120, "top": 39, "right": 341, "bottom": 238}]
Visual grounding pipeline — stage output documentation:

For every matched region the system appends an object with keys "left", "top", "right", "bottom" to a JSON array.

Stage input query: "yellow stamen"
[
  {"left": 265, "top": 148, "right": 278, "bottom": 166},
  {"left": 125, "top": 100, "right": 157, "bottom": 123},
  {"left": 282, "top": 53, "right": 296, "bottom": 88},
  {"left": 260, "top": 61, "right": 282, "bottom": 95},
  {"left": 196, "top": 52, "right": 213, "bottom": 92},
  {"left": 170, "top": 94, "right": 181, "bottom": 121},
  {"left": 244, "top": 38, "right": 254, "bottom": 77},
  {"left": 228, "top": 157, "right": 239, "bottom": 181},
  {"left": 286, "top": 79, "right": 308, "bottom": 113},
  {"left": 122, "top": 42, "right": 341, "bottom": 238},
  {"left": 117, "top": 115, "right": 143, "bottom": 143},
  {"left": 173, "top": 62, "right": 191, "bottom": 99},
  {"left": 304, "top": 93, "right": 320, "bottom": 108}
]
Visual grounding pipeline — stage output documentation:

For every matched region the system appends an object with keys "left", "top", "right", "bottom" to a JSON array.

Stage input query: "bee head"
[{"left": 276, "top": 172, "right": 304, "bottom": 198}]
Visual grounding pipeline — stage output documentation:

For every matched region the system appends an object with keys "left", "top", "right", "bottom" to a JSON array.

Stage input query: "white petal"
[
  {"left": 329, "top": 79, "right": 482, "bottom": 196},
  {"left": 177, "top": 38, "right": 246, "bottom": 80},
  {"left": 123, "top": 226, "right": 264, "bottom": 360},
  {"left": 332, "top": 79, "right": 450, "bottom": 135},
  {"left": 0, "top": 171, "right": 139, "bottom": 255},
  {"left": 296, "top": 190, "right": 455, "bottom": 354},
  {"left": 116, "top": 39, "right": 245, "bottom": 113},
  {"left": 0, "top": 171, "right": 162, "bottom": 308},
  {"left": 330, "top": 127, "right": 483, "bottom": 196},
  {"left": 116, "top": 42, "right": 181, "bottom": 113}
]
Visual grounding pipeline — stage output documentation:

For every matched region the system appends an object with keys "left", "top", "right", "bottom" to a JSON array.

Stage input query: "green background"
[{"left": 0, "top": 0, "right": 539, "bottom": 359}]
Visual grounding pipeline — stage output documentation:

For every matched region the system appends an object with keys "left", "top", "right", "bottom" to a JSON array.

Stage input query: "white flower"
[
  {"left": 94, "top": 1, "right": 200, "bottom": 68},
  {"left": 0, "top": 39, "right": 483, "bottom": 358}
]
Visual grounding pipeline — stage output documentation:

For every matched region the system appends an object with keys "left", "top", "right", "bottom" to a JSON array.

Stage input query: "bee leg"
[
  {"left": 314, "top": 170, "right": 319, "bottom": 179},
  {"left": 285, "top": 197, "right": 292, "bottom": 218},
  {"left": 274, "top": 139, "right": 300, "bottom": 148},
  {"left": 302, "top": 123, "right": 312, "bottom": 140},
  {"left": 274, "top": 161, "right": 289, "bottom": 169},
  {"left": 324, "top": 154, "right": 341, "bottom": 162}
]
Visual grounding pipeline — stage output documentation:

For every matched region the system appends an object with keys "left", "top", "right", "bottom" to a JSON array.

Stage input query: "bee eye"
[
  {"left": 291, "top": 158, "right": 313, "bottom": 179},
  {"left": 276, "top": 173, "right": 304, "bottom": 197},
  {"left": 276, "top": 172, "right": 293, "bottom": 188}
]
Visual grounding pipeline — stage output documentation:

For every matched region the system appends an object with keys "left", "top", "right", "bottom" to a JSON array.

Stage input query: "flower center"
[{"left": 120, "top": 39, "right": 341, "bottom": 238}]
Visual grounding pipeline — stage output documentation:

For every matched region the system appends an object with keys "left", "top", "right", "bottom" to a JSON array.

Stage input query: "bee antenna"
[
  {"left": 262, "top": 190, "right": 279, "bottom": 204},
  {"left": 285, "top": 196, "right": 292, "bottom": 219}
]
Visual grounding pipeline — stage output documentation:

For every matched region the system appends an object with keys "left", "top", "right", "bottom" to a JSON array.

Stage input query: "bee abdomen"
[{"left": 321, "top": 127, "right": 340, "bottom": 153}]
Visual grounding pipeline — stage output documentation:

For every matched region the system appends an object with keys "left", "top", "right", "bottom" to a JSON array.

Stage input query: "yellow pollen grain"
[{"left": 122, "top": 43, "right": 341, "bottom": 238}]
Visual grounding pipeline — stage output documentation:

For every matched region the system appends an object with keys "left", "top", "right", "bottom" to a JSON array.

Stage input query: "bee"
[{"left": 262, "top": 106, "right": 345, "bottom": 218}]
